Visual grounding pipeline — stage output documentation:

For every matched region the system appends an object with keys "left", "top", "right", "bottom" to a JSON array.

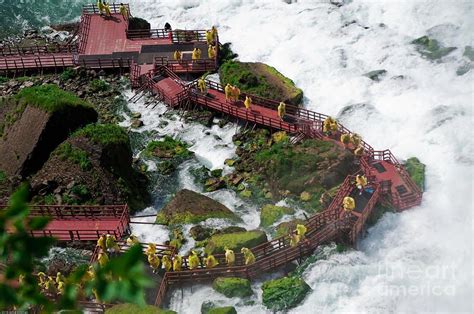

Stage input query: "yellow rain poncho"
[
  {"left": 225, "top": 248, "right": 235, "bottom": 267},
  {"left": 290, "top": 233, "right": 300, "bottom": 247},
  {"left": 173, "top": 255, "right": 183, "bottom": 271},
  {"left": 162, "top": 255, "right": 172, "bottom": 272},
  {"left": 343, "top": 196, "right": 356, "bottom": 212},
  {"left": 244, "top": 96, "right": 252, "bottom": 110},
  {"left": 204, "top": 254, "right": 219, "bottom": 268},
  {"left": 188, "top": 251, "right": 200, "bottom": 270},
  {"left": 278, "top": 102, "right": 286, "bottom": 120},
  {"left": 147, "top": 253, "right": 161, "bottom": 272},
  {"left": 241, "top": 247, "right": 255, "bottom": 265},
  {"left": 296, "top": 224, "right": 307, "bottom": 238}
]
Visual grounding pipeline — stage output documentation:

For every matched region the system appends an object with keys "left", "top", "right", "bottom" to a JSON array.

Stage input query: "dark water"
[{"left": 0, "top": 0, "right": 89, "bottom": 39}]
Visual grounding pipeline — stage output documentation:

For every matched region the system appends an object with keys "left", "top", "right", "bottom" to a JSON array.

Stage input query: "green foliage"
[
  {"left": 60, "top": 68, "right": 76, "bottom": 82},
  {"left": 260, "top": 204, "right": 294, "bottom": 227},
  {"left": 0, "top": 76, "right": 7, "bottom": 84},
  {"left": 144, "top": 136, "right": 192, "bottom": 159},
  {"left": 54, "top": 142, "right": 91, "bottom": 171},
  {"left": 261, "top": 276, "right": 311, "bottom": 311},
  {"left": 0, "top": 185, "right": 151, "bottom": 311},
  {"left": 0, "top": 170, "right": 6, "bottom": 183},
  {"left": 404, "top": 157, "right": 425, "bottom": 190},
  {"left": 15, "top": 84, "right": 92, "bottom": 113},
  {"left": 90, "top": 79, "right": 109, "bottom": 92},
  {"left": 212, "top": 277, "right": 252, "bottom": 298},
  {"left": 208, "top": 306, "right": 237, "bottom": 314},
  {"left": 218, "top": 42, "right": 238, "bottom": 64},
  {"left": 106, "top": 304, "right": 176, "bottom": 314},
  {"left": 74, "top": 124, "right": 129, "bottom": 146},
  {"left": 155, "top": 211, "right": 236, "bottom": 226},
  {"left": 205, "top": 230, "right": 267, "bottom": 254}
]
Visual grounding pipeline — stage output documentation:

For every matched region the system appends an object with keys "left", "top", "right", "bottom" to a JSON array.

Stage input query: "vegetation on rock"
[
  {"left": 260, "top": 204, "right": 295, "bottom": 227},
  {"left": 219, "top": 61, "right": 303, "bottom": 105},
  {"left": 261, "top": 276, "right": 311, "bottom": 311},
  {"left": 54, "top": 142, "right": 91, "bottom": 171},
  {"left": 74, "top": 123, "right": 129, "bottom": 147},
  {"left": 144, "top": 136, "right": 193, "bottom": 159},
  {"left": 205, "top": 230, "right": 267, "bottom": 254},
  {"left": 106, "top": 304, "right": 176, "bottom": 314},
  {"left": 404, "top": 157, "right": 425, "bottom": 190},
  {"left": 208, "top": 307, "right": 237, "bottom": 314},
  {"left": 212, "top": 277, "right": 253, "bottom": 298},
  {"left": 411, "top": 36, "right": 456, "bottom": 60}
]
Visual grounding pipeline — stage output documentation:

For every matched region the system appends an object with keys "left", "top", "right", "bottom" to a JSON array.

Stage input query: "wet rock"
[
  {"left": 205, "top": 229, "right": 267, "bottom": 254},
  {"left": 131, "top": 112, "right": 142, "bottom": 119},
  {"left": 274, "top": 219, "right": 306, "bottom": 237},
  {"left": 411, "top": 36, "right": 456, "bottom": 60},
  {"left": 262, "top": 276, "right": 311, "bottom": 311},
  {"left": 189, "top": 225, "right": 213, "bottom": 241},
  {"left": 363, "top": 69, "right": 387, "bottom": 81},
  {"left": 212, "top": 277, "right": 252, "bottom": 298},
  {"left": 463, "top": 46, "right": 474, "bottom": 61},
  {"left": 260, "top": 204, "right": 295, "bottom": 227},
  {"left": 131, "top": 118, "right": 144, "bottom": 128}
]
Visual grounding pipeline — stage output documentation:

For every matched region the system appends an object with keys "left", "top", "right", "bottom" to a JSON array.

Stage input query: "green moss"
[
  {"left": 404, "top": 157, "right": 425, "bottom": 190},
  {"left": 212, "top": 277, "right": 253, "bottom": 298},
  {"left": 15, "top": 84, "right": 92, "bottom": 113},
  {"left": 105, "top": 304, "right": 176, "bottom": 314},
  {"left": 219, "top": 61, "right": 303, "bottom": 105},
  {"left": 205, "top": 230, "right": 267, "bottom": 254},
  {"left": 74, "top": 124, "right": 129, "bottom": 147},
  {"left": 261, "top": 276, "right": 311, "bottom": 311},
  {"left": 0, "top": 76, "right": 7, "bottom": 84},
  {"left": 260, "top": 204, "right": 294, "bottom": 227},
  {"left": 208, "top": 307, "right": 237, "bottom": 314},
  {"left": 60, "top": 68, "right": 75, "bottom": 81},
  {"left": 54, "top": 142, "right": 91, "bottom": 171},
  {"left": 155, "top": 211, "right": 237, "bottom": 226},
  {"left": 90, "top": 79, "right": 109, "bottom": 92},
  {"left": 411, "top": 36, "right": 456, "bottom": 60},
  {"left": 144, "top": 136, "right": 192, "bottom": 158},
  {"left": 274, "top": 219, "right": 305, "bottom": 237},
  {"left": 0, "top": 170, "right": 6, "bottom": 183}
]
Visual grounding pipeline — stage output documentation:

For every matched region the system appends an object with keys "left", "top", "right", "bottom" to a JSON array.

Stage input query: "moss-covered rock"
[
  {"left": 363, "top": 69, "right": 387, "bottom": 81},
  {"left": 404, "top": 157, "right": 425, "bottom": 191},
  {"left": 219, "top": 61, "right": 303, "bottom": 106},
  {"left": 205, "top": 230, "right": 267, "bottom": 254},
  {"left": 156, "top": 189, "right": 238, "bottom": 225},
  {"left": 105, "top": 303, "right": 176, "bottom": 314},
  {"left": 261, "top": 276, "right": 311, "bottom": 311},
  {"left": 300, "top": 191, "right": 311, "bottom": 202},
  {"left": 411, "top": 36, "right": 456, "bottom": 60},
  {"left": 260, "top": 204, "right": 294, "bottom": 227},
  {"left": 144, "top": 136, "right": 193, "bottom": 159},
  {"left": 212, "top": 277, "right": 253, "bottom": 298},
  {"left": 208, "top": 307, "right": 237, "bottom": 314}
]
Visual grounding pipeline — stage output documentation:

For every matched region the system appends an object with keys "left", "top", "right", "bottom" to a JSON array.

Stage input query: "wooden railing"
[
  {"left": 75, "top": 57, "right": 133, "bottom": 69},
  {"left": 0, "top": 55, "right": 74, "bottom": 72},
  {"left": 77, "top": 12, "right": 92, "bottom": 54},
  {"left": 126, "top": 29, "right": 171, "bottom": 40},
  {"left": 90, "top": 241, "right": 176, "bottom": 264},
  {"left": 349, "top": 183, "right": 380, "bottom": 243},
  {"left": 82, "top": 3, "right": 130, "bottom": 15},
  {"left": 154, "top": 56, "right": 217, "bottom": 73},
  {"left": 23, "top": 204, "right": 128, "bottom": 219},
  {"left": 0, "top": 43, "right": 77, "bottom": 57}
]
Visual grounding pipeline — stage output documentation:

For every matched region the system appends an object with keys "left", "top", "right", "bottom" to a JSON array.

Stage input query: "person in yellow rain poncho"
[
  {"left": 188, "top": 250, "right": 201, "bottom": 270},
  {"left": 204, "top": 254, "right": 219, "bottom": 269},
  {"left": 198, "top": 77, "right": 207, "bottom": 94},
  {"left": 57, "top": 279, "right": 65, "bottom": 295},
  {"left": 241, "top": 247, "right": 255, "bottom": 265},
  {"left": 97, "top": 234, "right": 107, "bottom": 251},
  {"left": 173, "top": 50, "right": 182, "bottom": 61},
  {"left": 244, "top": 96, "right": 252, "bottom": 110},
  {"left": 145, "top": 243, "right": 157, "bottom": 256},
  {"left": 340, "top": 133, "right": 351, "bottom": 146},
  {"left": 126, "top": 234, "right": 139, "bottom": 246},
  {"left": 162, "top": 255, "right": 172, "bottom": 272},
  {"left": 173, "top": 255, "right": 183, "bottom": 271},
  {"left": 44, "top": 276, "right": 56, "bottom": 295},
  {"left": 119, "top": 3, "right": 129, "bottom": 20},
  {"left": 296, "top": 224, "right": 307, "bottom": 239},
  {"left": 98, "top": 251, "right": 109, "bottom": 267},
  {"left": 323, "top": 116, "right": 338, "bottom": 135},
  {"left": 225, "top": 83, "right": 232, "bottom": 101},
  {"left": 103, "top": 2, "right": 112, "bottom": 17},
  {"left": 354, "top": 145, "right": 364, "bottom": 157},
  {"left": 211, "top": 26, "right": 218, "bottom": 41},
  {"left": 350, "top": 133, "right": 362, "bottom": 148},
  {"left": 231, "top": 85, "right": 241, "bottom": 102},
  {"left": 106, "top": 234, "right": 120, "bottom": 253},
  {"left": 224, "top": 247, "right": 235, "bottom": 267},
  {"left": 147, "top": 253, "right": 161, "bottom": 273},
  {"left": 208, "top": 45, "right": 217, "bottom": 59},
  {"left": 355, "top": 175, "right": 368, "bottom": 195},
  {"left": 192, "top": 47, "right": 201, "bottom": 61},
  {"left": 278, "top": 102, "right": 286, "bottom": 120},
  {"left": 37, "top": 272, "right": 47, "bottom": 290},
  {"left": 97, "top": 0, "right": 105, "bottom": 15},
  {"left": 343, "top": 196, "right": 356, "bottom": 212},
  {"left": 290, "top": 231, "right": 300, "bottom": 247},
  {"left": 206, "top": 30, "right": 213, "bottom": 44}
]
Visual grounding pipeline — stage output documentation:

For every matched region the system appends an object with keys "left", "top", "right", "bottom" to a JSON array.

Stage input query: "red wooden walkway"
[
  {"left": 0, "top": 3, "right": 217, "bottom": 74},
  {"left": 2, "top": 205, "right": 130, "bottom": 242}
]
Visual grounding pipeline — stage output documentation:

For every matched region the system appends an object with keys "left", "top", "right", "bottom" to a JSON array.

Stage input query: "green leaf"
[{"left": 28, "top": 216, "right": 51, "bottom": 230}]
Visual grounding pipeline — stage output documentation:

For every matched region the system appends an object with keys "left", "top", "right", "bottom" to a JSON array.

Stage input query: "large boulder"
[
  {"left": 105, "top": 304, "right": 176, "bottom": 314},
  {"left": 411, "top": 36, "right": 456, "bottom": 60},
  {"left": 156, "top": 189, "right": 238, "bottom": 225},
  {"left": 219, "top": 61, "right": 303, "bottom": 106},
  {"left": 404, "top": 157, "right": 425, "bottom": 191},
  {"left": 261, "top": 276, "right": 311, "bottom": 311},
  {"left": 0, "top": 85, "right": 97, "bottom": 177},
  {"left": 212, "top": 277, "right": 253, "bottom": 298},
  {"left": 30, "top": 124, "right": 150, "bottom": 212},
  {"left": 205, "top": 230, "right": 267, "bottom": 254},
  {"left": 260, "top": 204, "right": 294, "bottom": 227},
  {"left": 208, "top": 307, "right": 237, "bottom": 314}
]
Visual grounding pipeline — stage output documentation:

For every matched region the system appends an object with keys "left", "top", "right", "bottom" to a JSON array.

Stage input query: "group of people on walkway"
[
  {"left": 96, "top": 1, "right": 130, "bottom": 20},
  {"left": 37, "top": 271, "right": 65, "bottom": 296},
  {"left": 342, "top": 174, "right": 369, "bottom": 212},
  {"left": 323, "top": 116, "right": 365, "bottom": 156},
  {"left": 173, "top": 27, "right": 218, "bottom": 63}
]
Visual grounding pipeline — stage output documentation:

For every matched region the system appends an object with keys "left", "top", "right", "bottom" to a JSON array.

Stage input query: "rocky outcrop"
[
  {"left": 155, "top": 189, "right": 238, "bottom": 225},
  {"left": 30, "top": 124, "right": 150, "bottom": 212},
  {"left": 0, "top": 85, "right": 97, "bottom": 177},
  {"left": 219, "top": 61, "right": 303, "bottom": 106},
  {"left": 105, "top": 304, "right": 176, "bottom": 314},
  {"left": 411, "top": 36, "right": 456, "bottom": 60},
  {"left": 404, "top": 157, "right": 425, "bottom": 191},
  {"left": 260, "top": 204, "right": 295, "bottom": 227},
  {"left": 205, "top": 230, "right": 267, "bottom": 254},
  {"left": 212, "top": 277, "right": 253, "bottom": 298},
  {"left": 261, "top": 276, "right": 311, "bottom": 311}
]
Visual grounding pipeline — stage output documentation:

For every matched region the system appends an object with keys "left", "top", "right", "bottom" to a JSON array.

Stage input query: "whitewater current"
[{"left": 3, "top": 0, "right": 472, "bottom": 313}]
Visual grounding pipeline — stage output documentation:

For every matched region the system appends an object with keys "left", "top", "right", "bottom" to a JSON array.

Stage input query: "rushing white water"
[{"left": 121, "top": 0, "right": 473, "bottom": 312}]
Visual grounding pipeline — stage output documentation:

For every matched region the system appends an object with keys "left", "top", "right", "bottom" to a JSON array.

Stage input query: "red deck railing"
[
  {"left": 0, "top": 43, "right": 77, "bottom": 57},
  {"left": 154, "top": 56, "right": 217, "bottom": 74},
  {"left": 0, "top": 54, "right": 74, "bottom": 72},
  {"left": 82, "top": 3, "right": 130, "bottom": 15}
]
